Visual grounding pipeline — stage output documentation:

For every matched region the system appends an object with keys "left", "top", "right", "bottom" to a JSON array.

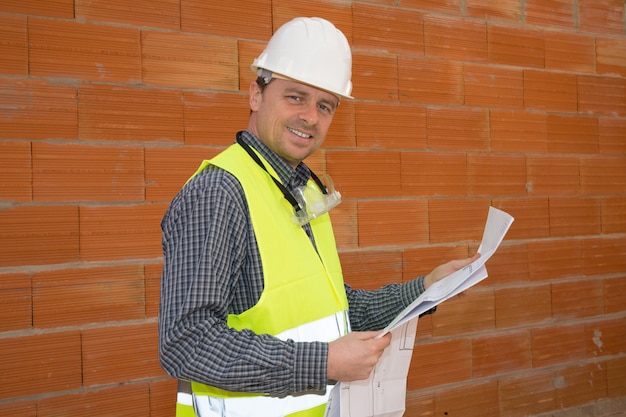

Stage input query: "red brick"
[
  {"left": 429, "top": 199, "right": 491, "bottom": 244},
  {"left": 604, "top": 275, "right": 626, "bottom": 315},
  {"left": 141, "top": 31, "right": 238, "bottom": 90},
  {"left": 527, "top": 155, "right": 580, "bottom": 196},
  {"left": 352, "top": 52, "right": 399, "bottom": 101},
  {"left": 488, "top": 25, "right": 545, "bottom": 68},
  {"left": 327, "top": 150, "right": 401, "bottom": 198},
  {"left": 399, "top": 58, "right": 464, "bottom": 105},
  {"left": 490, "top": 110, "right": 546, "bottom": 152},
  {"left": 0, "top": 141, "right": 31, "bottom": 202},
  {"left": 484, "top": 243, "right": 529, "bottom": 285},
  {"left": 150, "top": 378, "right": 178, "bottom": 417},
  {"left": 409, "top": 338, "right": 472, "bottom": 390},
  {"left": 145, "top": 146, "right": 222, "bottom": 203},
  {"left": 357, "top": 199, "right": 428, "bottom": 247},
  {"left": 424, "top": 14, "right": 487, "bottom": 62},
  {"left": 549, "top": 197, "right": 601, "bottom": 237},
  {"left": 583, "top": 236, "right": 626, "bottom": 277},
  {"left": 557, "top": 363, "right": 608, "bottom": 408},
  {"left": 325, "top": 100, "right": 356, "bottom": 149},
  {"left": 353, "top": 4, "right": 424, "bottom": 56},
  {"left": 33, "top": 265, "right": 145, "bottom": 328},
  {"left": 398, "top": 0, "right": 462, "bottom": 14},
  {"left": 75, "top": 0, "right": 180, "bottom": 30},
  {"left": 79, "top": 83, "right": 184, "bottom": 143},
  {"left": 467, "top": 0, "right": 521, "bottom": 21},
  {"left": 552, "top": 279, "right": 604, "bottom": 320},
  {"left": 340, "top": 250, "right": 403, "bottom": 291},
  {"left": 432, "top": 289, "right": 495, "bottom": 336},
  {"left": 80, "top": 203, "right": 167, "bottom": 261},
  {"left": 0, "top": 331, "right": 82, "bottom": 399},
  {"left": 403, "top": 245, "right": 470, "bottom": 282},
  {"left": 328, "top": 200, "right": 357, "bottom": 250},
  {"left": 493, "top": 198, "right": 550, "bottom": 240},
  {"left": 356, "top": 102, "right": 426, "bottom": 149},
  {"left": 38, "top": 383, "right": 151, "bottom": 417},
  {"left": 607, "top": 357, "right": 626, "bottom": 397},
  {"left": 29, "top": 19, "right": 141, "bottom": 82},
  {"left": 0, "top": 0, "right": 74, "bottom": 18},
  {"left": 547, "top": 114, "right": 599, "bottom": 154},
  {"left": 578, "top": 75, "right": 626, "bottom": 117},
  {"left": 465, "top": 65, "right": 524, "bottom": 109},
  {"left": 544, "top": 31, "right": 595, "bottom": 73},
  {"left": 32, "top": 142, "right": 145, "bottom": 202},
  {"left": 0, "top": 400, "right": 36, "bottom": 417},
  {"left": 467, "top": 153, "right": 527, "bottom": 196},
  {"left": 531, "top": 324, "right": 587, "bottom": 368},
  {"left": 82, "top": 322, "right": 164, "bottom": 386},
  {"left": 597, "top": 37, "right": 626, "bottom": 77},
  {"left": 581, "top": 156, "right": 626, "bottom": 195},
  {"left": 524, "top": 70, "right": 577, "bottom": 112},
  {"left": 495, "top": 284, "right": 552, "bottom": 329},
  {"left": 435, "top": 380, "right": 499, "bottom": 417},
  {"left": 405, "top": 389, "right": 435, "bottom": 417},
  {"left": 499, "top": 369, "right": 557, "bottom": 416},
  {"left": 528, "top": 239, "right": 583, "bottom": 281},
  {"left": 585, "top": 318, "right": 626, "bottom": 357},
  {"left": 427, "top": 107, "right": 489, "bottom": 151},
  {"left": 183, "top": 91, "right": 250, "bottom": 146},
  {"left": 238, "top": 39, "right": 265, "bottom": 93},
  {"left": 181, "top": 0, "right": 270, "bottom": 39},
  {"left": 472, "top": 330, "right": 530, "bottom": 378},
  {"left": 0, "top": 15, "right": 27, "bottom": 75},
  {"left": 415, "top": 313, "right": 434, "bottom": 341},
  {"left": 401, "top": 151, "right": 467, "bottom": 197},
  {"left": 307, "top": 150, "right": 329, "bottom": 174},
  {"left": 0, "top": 205, "right": 79, "bottom": 267},
  {"left": 599, "top": 117, "right": 626, "bottom": 155},
  {"left": 0, "top": 272, "right": 32, "bottom": 332},
  {"left": 526, "top": 0, "right": 576, "bottom": 29},
  {"left": 0, "top": 78, "right": 77, "bottom": 140},
  {"left": 579, "top": 0, "right": 625, "bottom": 36},
  {"left": 145, "top": 263, "right": 162, "bottom": 318}
]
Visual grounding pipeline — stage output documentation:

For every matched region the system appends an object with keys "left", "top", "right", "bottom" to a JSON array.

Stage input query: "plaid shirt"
[{"left": 159, "top": 130, "right": 428, "bottom": 397}]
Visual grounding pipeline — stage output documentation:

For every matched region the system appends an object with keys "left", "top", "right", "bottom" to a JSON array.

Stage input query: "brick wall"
[{"left": 0, "top": 1, "right": 625, "bottom": 416}]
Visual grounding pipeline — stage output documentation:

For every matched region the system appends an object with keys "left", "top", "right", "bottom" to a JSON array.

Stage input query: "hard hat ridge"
[{"left": 251, "top": 17, "right": 353, "bottom": 99}]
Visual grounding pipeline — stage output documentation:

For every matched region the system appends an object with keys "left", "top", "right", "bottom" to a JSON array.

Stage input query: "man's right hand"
[{"left": 327, "top": 331, "right": 392, "bottom": 382}]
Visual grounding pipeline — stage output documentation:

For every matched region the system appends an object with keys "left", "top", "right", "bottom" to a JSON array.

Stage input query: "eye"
[{"left": 318, "top": 103, "right": 335, "bottom": 115}]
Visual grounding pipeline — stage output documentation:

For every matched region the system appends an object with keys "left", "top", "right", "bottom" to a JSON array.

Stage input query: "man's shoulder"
[{"left": 185, "top": 164, "right": 242, "bottom": 192}]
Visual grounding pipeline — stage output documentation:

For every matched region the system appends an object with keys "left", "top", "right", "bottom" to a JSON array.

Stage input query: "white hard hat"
[{"left": 251, "top": 17, "right": 353, "bottom": 100}]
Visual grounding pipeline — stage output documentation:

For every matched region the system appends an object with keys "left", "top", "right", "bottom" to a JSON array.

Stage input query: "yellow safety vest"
[{"left": 177, "top": 143, "right": 349, "bottom": 417}]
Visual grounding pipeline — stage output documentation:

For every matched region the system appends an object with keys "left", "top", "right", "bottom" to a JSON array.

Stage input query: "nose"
[{"left": 298, "top": 102, "right": 318, "bottom": 126}]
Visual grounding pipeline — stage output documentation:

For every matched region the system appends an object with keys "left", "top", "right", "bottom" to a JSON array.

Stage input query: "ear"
[{"left": 249, "top": 81, "right": 262, "bottom": 112}]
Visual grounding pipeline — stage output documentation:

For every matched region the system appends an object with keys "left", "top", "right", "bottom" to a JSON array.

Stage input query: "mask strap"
[
  {"left": 236, "top": 132, "right": 304, "bottom": 214},
  {"left": 309, "top": 170, "right": 329, "bottom": 195}
]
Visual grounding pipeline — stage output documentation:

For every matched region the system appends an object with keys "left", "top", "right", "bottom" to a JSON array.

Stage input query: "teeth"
[{"left": 288, "top": 128, "right": 311, "bottom": 138}]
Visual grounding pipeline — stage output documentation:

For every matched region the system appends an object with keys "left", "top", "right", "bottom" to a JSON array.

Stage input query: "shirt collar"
[{"left": 239, "top": 130, "right": 311, "bottom": 189}]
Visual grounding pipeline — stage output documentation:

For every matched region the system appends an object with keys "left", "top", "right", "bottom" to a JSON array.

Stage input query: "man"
[{"left": 159, "top": 17, "right": 479, "bottom": 417}]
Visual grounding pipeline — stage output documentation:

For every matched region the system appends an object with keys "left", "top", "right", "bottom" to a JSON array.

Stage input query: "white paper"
[{"left": 327, "top": 207, "right": 514, "bottom": 417}]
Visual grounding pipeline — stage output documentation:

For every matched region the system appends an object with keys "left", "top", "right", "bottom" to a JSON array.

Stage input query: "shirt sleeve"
[
  {"left": 158, "top": 167, "right": 328, "bottom": 396},
  {"left": 345, "top": 276, "right": 434, "bottom": 331}
]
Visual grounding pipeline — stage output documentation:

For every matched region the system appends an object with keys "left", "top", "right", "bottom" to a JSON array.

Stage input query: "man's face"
[{"left": 248, "top": 78, "right": 339, "bottom": 168}]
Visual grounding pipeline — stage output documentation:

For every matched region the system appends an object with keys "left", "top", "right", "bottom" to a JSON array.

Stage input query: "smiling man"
[{"left": 158, "top": 17, "right": 479, "bottom": 417}]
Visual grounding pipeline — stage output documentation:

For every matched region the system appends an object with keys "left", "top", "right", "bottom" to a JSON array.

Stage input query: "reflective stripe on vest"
[
  {"left": 176, "top": 143, "right": 349, "bottom": 417},
  {"left": 176, "top": 380, "right": 198, "bottom": 417}
]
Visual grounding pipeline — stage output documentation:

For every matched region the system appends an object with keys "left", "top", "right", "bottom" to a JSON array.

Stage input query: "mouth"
[{"left": 288, "top": 127, "right": 313, "bottom": 139}]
